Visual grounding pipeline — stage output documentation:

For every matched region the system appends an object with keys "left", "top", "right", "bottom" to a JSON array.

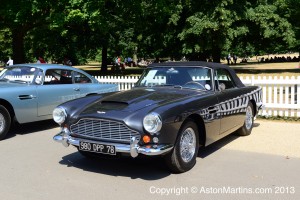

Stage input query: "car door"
[
  {"left": 37, "top": 69, "right": 81, "bottom": 117},
  {"left": 215, "top": 68, "right": 245, "bottom": 135},
  {"left": 9, "top": 85, "right": 39, "bottom": 123}
]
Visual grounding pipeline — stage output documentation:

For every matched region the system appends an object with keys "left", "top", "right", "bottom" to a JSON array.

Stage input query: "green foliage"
[{"left": 0, "top": 0, "right": 299, "bottom": 66}]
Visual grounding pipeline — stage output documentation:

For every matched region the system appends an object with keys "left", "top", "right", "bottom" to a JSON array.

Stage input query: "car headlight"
[
  {"left": 143, "top": 112, "right": 162, "bottom": 134},
  {"left": 53, "top": 107, "right": 67, "bottom": 124}
]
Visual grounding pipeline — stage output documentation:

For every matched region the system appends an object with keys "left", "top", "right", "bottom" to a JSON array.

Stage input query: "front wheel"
[
  {"left": 236, "top": 102, "right": 254, "bottom": 136},
  {"left": 0, "top": 105, "right": 11, "bottom": 140},
  {"left": 164, "top": 120, "right": 199, "bottom": 173}
]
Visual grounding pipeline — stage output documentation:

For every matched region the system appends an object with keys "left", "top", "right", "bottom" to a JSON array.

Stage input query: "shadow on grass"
[
  {"left": 83, "top": 67, "right": 144, "bottom": 76},
  {"left": 233, "top": 68, "right": 300, "bottom": 75},
  {"left": 79, "top": 62, "right": 300, "bottom": 76}
]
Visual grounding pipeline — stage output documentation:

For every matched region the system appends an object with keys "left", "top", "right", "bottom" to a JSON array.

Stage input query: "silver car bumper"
[{"left": 53, "top": 130, "right": 173, "bottom": 158}]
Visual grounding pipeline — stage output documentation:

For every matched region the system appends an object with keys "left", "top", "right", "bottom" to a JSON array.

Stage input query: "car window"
[
  {"left": 35, "top": 69, "right": 44, "bottom": 85},
  {"left": 216, "top": 69, "right": 236, "bottom": 90},
  {"left": 136, "top": 67, "right": 212, "bottom": 90},
  {"left": 73, "top": 71, "right": 92, "bottom": 83},
  {"left": 139, "top": 69, "right": 167, "bottom": 86},
  {"left": 44, "top": 69, "right": 73, "bottom": 85},
  {"left": 0, "top": 67, "right": 37, "bottom": 83},
  {"left": 187, "top": 68, "right": 212, "bottom": 90}
]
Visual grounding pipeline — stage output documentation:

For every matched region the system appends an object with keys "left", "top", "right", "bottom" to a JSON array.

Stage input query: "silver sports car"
[{"left": 0, "top": 64, "right": 118, "bottom": 140}]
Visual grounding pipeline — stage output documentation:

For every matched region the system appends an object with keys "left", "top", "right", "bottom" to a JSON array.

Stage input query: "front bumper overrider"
[{"left": 53, "top": 129, "right": 174, "bottom": 158}]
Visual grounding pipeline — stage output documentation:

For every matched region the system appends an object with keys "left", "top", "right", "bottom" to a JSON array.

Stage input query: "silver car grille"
[{"left": 70, "top": 118, "right": 140, "bottom": 143}]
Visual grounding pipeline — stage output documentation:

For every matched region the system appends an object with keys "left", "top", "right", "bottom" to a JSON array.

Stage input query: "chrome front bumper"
[{"left": 53, "top": 130, "right": 173, "bottom": 158}]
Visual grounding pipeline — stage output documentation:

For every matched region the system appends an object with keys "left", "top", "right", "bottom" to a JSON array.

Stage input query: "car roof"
[
  {"left": 10, "top": 63, "right": 74, "bottom": 71},
  {"left": 148, "top": 61, "right": 229, "bottom": 69}
]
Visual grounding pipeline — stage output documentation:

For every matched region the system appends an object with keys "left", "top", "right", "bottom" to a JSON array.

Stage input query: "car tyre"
[
  {"left": 0, "top": 105, "right": 11, "bottom": 140},
  {"left": 165, "top": 119, "right": 199, "bottom": 173},
  {"left": 237, "top": 102, "right": 254, "bottom": 136}
]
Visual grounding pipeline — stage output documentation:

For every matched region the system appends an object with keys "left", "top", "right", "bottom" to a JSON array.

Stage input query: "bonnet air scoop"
[{"left": 100, "top": 100, "right": 129, "bottom": 105}]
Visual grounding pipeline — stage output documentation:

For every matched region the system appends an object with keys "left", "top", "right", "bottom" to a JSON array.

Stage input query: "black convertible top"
[
  {"left": 148, "top": 61, "right": 228, "bottom": 69},
  {"left": 148, "top": 61, "right": 245, "bottom": 88}
]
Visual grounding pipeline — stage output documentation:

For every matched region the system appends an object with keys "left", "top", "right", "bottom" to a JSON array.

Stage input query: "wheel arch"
[
  {"left": 0, "top": 99, "right": 16, "bottom": 122},
  {"left": 185, "top": 114, "right": 206, "bottom": 147}
]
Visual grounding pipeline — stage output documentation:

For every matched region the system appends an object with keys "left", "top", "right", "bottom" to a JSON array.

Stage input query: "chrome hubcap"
[
  {"left": 0, "top": 113, "right": 5, "bottom": 133},
  {"left": 180, "top": 127, "right": 196, "bottom": 163},
  {"left": 245, "top": 105, "right": 253, "bottom": 130}
]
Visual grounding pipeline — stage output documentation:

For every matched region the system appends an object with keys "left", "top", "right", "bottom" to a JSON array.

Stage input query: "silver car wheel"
[
  {"left": 0, "top": 113, "right": 5, "bottom": 133},
  {"left": 245, "top": 105, "right": 253, "bottom": 130},
  {"left": 180, "top": 127, "right": 196, "bottom": 163}
]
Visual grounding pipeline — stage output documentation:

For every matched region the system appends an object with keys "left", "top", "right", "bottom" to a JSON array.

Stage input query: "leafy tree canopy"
[{"left": 0, "top": 0, "right": 299, "bottom": 68}]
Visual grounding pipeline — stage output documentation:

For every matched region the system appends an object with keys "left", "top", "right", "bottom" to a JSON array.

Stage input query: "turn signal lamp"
[{"left": 143, "top": 135, "right": 151, "bottom": 144}]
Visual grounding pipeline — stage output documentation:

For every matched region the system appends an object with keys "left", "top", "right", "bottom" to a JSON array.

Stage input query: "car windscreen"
[
  {"left": 135, "top": 66, "right": 213, "bottom": 90},
  {"left": 0, "top": 66, "right": 38, "bottom": 84}
]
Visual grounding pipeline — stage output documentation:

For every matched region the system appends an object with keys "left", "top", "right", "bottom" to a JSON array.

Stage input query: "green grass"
[{"left": 75, "top": 61, "right": 300, "bottom": 77}]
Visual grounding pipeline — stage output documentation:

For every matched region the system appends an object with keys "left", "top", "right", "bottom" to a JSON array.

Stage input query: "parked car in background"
[
  {"left": 0, "top": 64, "right": 118, "bottom": 140},
  {"left": 53, "top": 61, "right": 262, "bottom": 173}
]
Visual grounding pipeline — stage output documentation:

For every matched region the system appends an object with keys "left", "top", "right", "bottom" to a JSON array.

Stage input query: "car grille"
[{"left": 70, "top": 118, "right": 140, "bottom": 143}]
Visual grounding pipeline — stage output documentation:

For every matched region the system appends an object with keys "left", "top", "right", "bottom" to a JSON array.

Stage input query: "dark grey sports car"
[{"left": 53, "top": 61, "right": 262, "bottom": 173}]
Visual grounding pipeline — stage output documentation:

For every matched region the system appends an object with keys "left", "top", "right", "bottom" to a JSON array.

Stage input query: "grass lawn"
[{"left": 75, "top": 61, "right": 300, "bottom": 77}]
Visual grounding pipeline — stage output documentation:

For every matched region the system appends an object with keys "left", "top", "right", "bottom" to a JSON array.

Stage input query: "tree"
[
  {"left": 286, "top": 0, "right": 300, "bottom": 54},
  {"left": 0, "top": 0, "right": 299, "bottom": 66},
  {"left": 244, "top": 1, "right": 295, "bottom": 55},
  {"left": 0, "top": 0, "right": 56, "bottom": 63},
  {"left": 178, "top": 0, "right": 250, "bottom": 62},
  {"left": 178, "top": 0, "right": 296, "bottom": 62}
]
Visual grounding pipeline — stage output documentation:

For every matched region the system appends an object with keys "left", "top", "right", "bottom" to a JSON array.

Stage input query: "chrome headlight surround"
[
  {"left": 143, "top": 112, "right": 162, "bottom": 135},
  {"left": 53, "top": 107, "right": 67, "bottom": 125}
]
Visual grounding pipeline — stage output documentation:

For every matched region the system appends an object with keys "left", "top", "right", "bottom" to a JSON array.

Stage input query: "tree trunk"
[
  {"left": 212, "top": 46, "right": 221, "bottom": 63},
  {"left": 12, "top": 29, "right": 25, "bottom": 64},
  {"left": 101, "top": 42, "right": 108, "bottom": 72}
]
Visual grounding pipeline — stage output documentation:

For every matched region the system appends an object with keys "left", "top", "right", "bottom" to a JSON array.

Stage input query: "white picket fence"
[
  {"left": 239, "top": 76, "right": 300, "bottom": 118},
  {"left": 95, "top": 75, "right": 300, "bottom": 118}
]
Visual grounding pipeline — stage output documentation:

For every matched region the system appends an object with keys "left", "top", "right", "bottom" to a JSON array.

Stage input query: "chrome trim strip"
[{"left": 53, "top": 131, "right": 173, "bottom": 157}]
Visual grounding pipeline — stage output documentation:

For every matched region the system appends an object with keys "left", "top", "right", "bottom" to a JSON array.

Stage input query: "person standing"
[
  {"left": 233, "top": 54, "right": 237, "bottom": 65},
  {"left": 63, "top": 57, "right": 72, "bottom": 66},
  {"left": 37, "top": 56, "right": 46, "bottom": 64},
  {"left": 226, "top": 54, "right": 231, "bottom": 65},
  {"left": 6, "top": 57, "right": 13, "bottom": 66}
]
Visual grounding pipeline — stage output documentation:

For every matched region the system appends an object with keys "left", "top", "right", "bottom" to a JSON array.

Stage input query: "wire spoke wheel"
[
  {"left": 237, "top": 102, "right": 254, "bottom": 136},
  {"left": 165, "top": 120, "right": 199, "bottom": 173},
  {"left": 0, "top": 105, "right": 11, "bottom": 140},
  {"left": 245, "top": 105, "right": 253, "bottom": 130},
  {"left": 0, "top": 113, "right": 5, "bottom": 133},
  {"left": 180, "top": 128, "right": 196, "bottom": 163}
]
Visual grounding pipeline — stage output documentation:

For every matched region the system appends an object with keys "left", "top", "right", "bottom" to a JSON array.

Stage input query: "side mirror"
[{"left": 219, "top": 83, "right": 226, "bottom": 91}]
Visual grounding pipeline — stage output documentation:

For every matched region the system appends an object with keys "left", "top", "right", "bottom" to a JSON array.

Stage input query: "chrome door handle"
[{"left": 18, "top": 95, "right": 36, "bottom": 100}]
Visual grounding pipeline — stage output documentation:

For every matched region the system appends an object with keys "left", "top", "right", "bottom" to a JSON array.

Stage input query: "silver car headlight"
[
  {"left": 53, "top": 107, "right": 67, "bottom": 124},
  {"left": 143, "top": 112, "right": 162, "bottom": 134}
]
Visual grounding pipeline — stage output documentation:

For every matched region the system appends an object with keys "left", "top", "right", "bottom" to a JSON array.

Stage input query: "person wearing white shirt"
[{"left": 6, "top": 57, "right": 13, "bottom": 66}]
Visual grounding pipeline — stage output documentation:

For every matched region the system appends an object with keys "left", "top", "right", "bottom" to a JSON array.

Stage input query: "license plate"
[{"left": 79, "top": 141, "right": 116, "bottom": 155}]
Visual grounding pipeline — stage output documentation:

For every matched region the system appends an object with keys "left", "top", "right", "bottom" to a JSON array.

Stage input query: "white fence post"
[{"left": 297, "top": 76, "right": 300, "bottom": 117}]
